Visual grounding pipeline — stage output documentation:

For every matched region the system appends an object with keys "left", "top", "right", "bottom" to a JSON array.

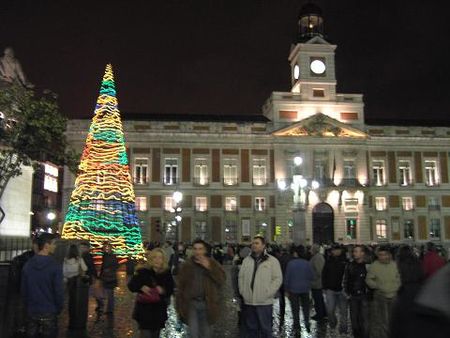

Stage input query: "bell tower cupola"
[{"left": 297, "top": 2, "right": 325, "bottom": 42}]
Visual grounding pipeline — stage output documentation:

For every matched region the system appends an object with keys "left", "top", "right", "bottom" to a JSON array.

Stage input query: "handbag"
[{"left": 136, "top": 288, "right": 161, "bottom": 304}]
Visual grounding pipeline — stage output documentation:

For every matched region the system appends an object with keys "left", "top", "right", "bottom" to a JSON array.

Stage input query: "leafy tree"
[{"left": 0, "top": 83, "right": 77, "bottom": 223}]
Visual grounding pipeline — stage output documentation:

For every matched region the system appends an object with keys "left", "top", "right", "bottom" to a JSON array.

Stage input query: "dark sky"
[{"left": 1, "top": 0, "right": 449, "bottom": 122}]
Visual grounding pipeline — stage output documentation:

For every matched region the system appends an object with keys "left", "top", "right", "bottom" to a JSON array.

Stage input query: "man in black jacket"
[
  {"left": 343, "top": 245, "right": 369, "bottom": 338},
  {"left": 322, "top": 243, "right": 348, "bottom": 333}
]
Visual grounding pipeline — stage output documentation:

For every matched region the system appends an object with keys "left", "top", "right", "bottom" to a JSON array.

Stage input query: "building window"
[
  {"left": 252, "top": 159, "right": 267, "bottom": 186},
  {"left": 372, "top": 161, "right": 385, "bottom": 186},
  {"left": 223, "top": 160, "right": 238, "bottom": 185},
  {"left": 255, "top": 197, "right": 266, "bottom": 211},
  {"left": 195, "top": 221, "right": 207, "bottom": 240},
  {"left": 195, "top": 196, "right": 208, "bottom": 212},
  {"left": 430, "top": 219, "right": 441, "bottom": 239},
  {"left": 257, "top": 222, "right": 268, "bottom": 236},
  {"left": 429, "top": 196, "right": 440, "bottom": 210},
  {"left": 164, "top": 158, "right": 178, "bottom": 185},
  {"left": 402, "top": 197, "right": 414, "bottom": 211},
  {"left": 134, "top": 158, "right": 149, "bottom": 184},
  {"left": 343, "top": 160, "right": 356, "bottom": 179},
  {"left": 404, "top": 219, "right": 414, "bottom": 239},
  {"left": 375, "top": 197, "right": 387, "bottom": 211},
  {"left": 164, "top": 196, "right": 175, "bottom": 212},
  {"left": 313, "top": 88, "right": 325, "bottom": 97},
  {"left": 225, "top": 220, "right": 237, "bottom": 242},
  {"left": 135, "top": 197, "right": 147, "bottom": 211},
  {"left": 398, "top": 160, "right": 411, "bottom": 186},
  {"left": 346, "top": 219, "right": 357, "bottom": 239},
  {"left": 225, "top": 196, "right": 237, "bottom": 211},
  {"left": 376, "top": 219, "right": 387, "bottom": 240},
  {"left": 425, "top": 160, "right": 438, "bottom": 186},
  {"left": 43, "top": 163, "right": 59, "bottom": 193},
  {"left": 194, "top": 158, "right": 208, "bottom": 185},
  {"left": 344, "top": 198, "right": 358, "bottom": 212},
  {"left": 313, "top": 155, "right": 327, "bottom": 179}
]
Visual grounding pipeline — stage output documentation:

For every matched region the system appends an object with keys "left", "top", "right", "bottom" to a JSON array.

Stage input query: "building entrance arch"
[{"left": 312, "top": 202, "right": 334, "bottom": 244}]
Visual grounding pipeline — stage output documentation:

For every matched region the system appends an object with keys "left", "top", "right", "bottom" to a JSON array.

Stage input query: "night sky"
[{"left": 1, "top": 0, "right": 449, "bottom": 123}]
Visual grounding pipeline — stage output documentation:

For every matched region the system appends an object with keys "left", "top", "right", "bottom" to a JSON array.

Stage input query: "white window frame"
[
  {"left": 134, "top": 158, "right": 149, "bottom": 185},
  {"left": 372, "top": 160, "right": 385, "bottom": 186},
  {"left": 404, "top": 219, "right": 414, "bottom": 239},
  {"left": 195, "top": 221, "right": 208, "bottom": 240},
  {"left": 343, "top": 159, "right": 356, "bottom": 179},
  {"left": 252, "top": 159, "right": 267, "bottom": 186},
  {"left": 375, "top": 197, "right": 387, "bottom": 211},
  {"left": 223, "top": 159, "right": 238, "bottom": 185},
  {"left": 225, "top": 196, "right": 237, "bottom": 211},
  {"left": 425, "top": 160, "right": 439, "bottom": 186},
  {"left": 402, "top": 196, "right": 414, "bottom": 211},
  {"left": 376, "top": 219, "right": 387, "bottom": 240},
  {"left": 255, "top": 197, "right": 266, "bottom": 211},
  {"left": 194, "top": 158, "right": 209, "bottom": 185},
  {"left": 224, "top": 220, "right": 238, "bottom": 242},
  {"left": 398, "top": 160, "right": 411, "bottom": 186},
  {"left": 135, "top": 196, "right": 147, "bottom": 211},
  {"left": 164, "top": 196, "right": 175, "bottom": 212},
  {"left": 164, "top": 158, "right": 178, "bottom": 185},
  {"left": 344, "top": 198, "right": 359, "bottom": 212},
  {"left": 195, "top": 196, "right": 208, "bottom": 212}
]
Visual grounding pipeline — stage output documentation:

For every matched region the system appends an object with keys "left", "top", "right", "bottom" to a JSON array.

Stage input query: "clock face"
[
  {"left": 293, "top": 64, "right": 300, "bottom": 80},
  {"left": 310, "top": 59, "right": 326, "bottom": 74}
]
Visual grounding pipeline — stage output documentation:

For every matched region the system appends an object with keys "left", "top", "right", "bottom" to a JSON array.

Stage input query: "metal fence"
[{"left": 0, "top": 236, "right": 32, "bottom": 262}]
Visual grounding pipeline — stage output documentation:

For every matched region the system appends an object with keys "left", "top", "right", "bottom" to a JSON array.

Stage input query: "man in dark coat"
[{"left": 97, "top": 242, "right": 119, "bottom": 315}]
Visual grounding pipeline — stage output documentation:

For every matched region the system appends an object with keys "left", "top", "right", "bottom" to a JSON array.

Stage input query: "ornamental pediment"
[{"left": 273, "top": 113, "right": 368, "bottom": 138}]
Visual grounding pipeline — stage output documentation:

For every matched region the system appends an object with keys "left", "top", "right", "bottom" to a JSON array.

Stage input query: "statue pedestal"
[{"left": 293, "top": 207, "right": 306, "bottom": 245}]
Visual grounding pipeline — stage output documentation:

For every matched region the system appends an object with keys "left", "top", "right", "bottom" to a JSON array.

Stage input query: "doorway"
[{"left": 312, "top": 202, "right": 334, "bottom": 244}]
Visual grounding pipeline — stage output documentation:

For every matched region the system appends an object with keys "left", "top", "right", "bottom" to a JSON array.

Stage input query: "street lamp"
[
  {"left": 282, "top": 156, "right": 320, "bottom": 245},
  {"left": 172, "top": 190, "right": 183, "bottom": 274}
]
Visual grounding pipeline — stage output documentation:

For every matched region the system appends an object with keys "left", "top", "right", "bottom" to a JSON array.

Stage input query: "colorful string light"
[{"left": 62, "top": 64, "right": 145, "bottom": 260}]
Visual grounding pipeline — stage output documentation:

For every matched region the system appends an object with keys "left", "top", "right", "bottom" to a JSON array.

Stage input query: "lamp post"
[
  {"left": 46, "top": 211, "right": 56, "bottom": 233},
  {"left": 172, "top": 190, "right": 183, "bottom": 274},
  {"left": 279, "top": 156, "right": 319, "bottom": 245}
]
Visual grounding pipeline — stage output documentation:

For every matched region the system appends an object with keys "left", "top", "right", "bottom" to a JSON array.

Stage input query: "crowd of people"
[{"left": 9, "top": 232, "right": 450, "bottom": 338}]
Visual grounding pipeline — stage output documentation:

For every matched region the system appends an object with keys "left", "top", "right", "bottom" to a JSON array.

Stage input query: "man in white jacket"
[{"left": 239, "top": 235, "right": 282, "bottom": 338}]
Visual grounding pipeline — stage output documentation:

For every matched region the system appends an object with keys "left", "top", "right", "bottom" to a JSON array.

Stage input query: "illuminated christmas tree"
[{"left": 62, "top": 64, "right": 144, "bottom": 260}]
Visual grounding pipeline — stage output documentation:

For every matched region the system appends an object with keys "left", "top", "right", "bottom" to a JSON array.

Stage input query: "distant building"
[{"left": 64, "top": 4, "right": 450, "bottom": 246}]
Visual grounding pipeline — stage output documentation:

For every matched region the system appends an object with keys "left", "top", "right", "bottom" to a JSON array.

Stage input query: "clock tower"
[{"left": 289, "top": 3, "right": 337, "bottom": 101}]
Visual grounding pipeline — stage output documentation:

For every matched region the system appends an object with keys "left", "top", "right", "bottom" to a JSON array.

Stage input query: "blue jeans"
[
  {"left": 188, "top": 299, "right": 211, "bottom": 338},
  {"left": 324, "top": 289, "right": 348, "bottom": 331},
  {"left": 243, "top": 304, "right": 273, "bottom": 338}
]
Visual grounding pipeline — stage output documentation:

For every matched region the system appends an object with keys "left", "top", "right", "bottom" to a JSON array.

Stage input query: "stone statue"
[{"left": 0, "top": 47, "right": 33, "bottom": 88}]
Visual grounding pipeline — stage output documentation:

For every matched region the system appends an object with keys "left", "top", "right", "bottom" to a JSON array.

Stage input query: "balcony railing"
[
  {"left": 341, "top": 178, "right": 363, "bottom": 187},
  {"left": 252, "top": 178, "right": 267, "bottom": 186},
  {"left": 163, "top": 176, "right": 178, "bottom": 185},
  {"left": 223, "top": 178, "right": 238, "bottom": 186},
  {"left": 193, "top": 176, "right": 209, "bottom": 186},
  {"left": 428, "top": 205, "right": 441, "bottom": 211}
]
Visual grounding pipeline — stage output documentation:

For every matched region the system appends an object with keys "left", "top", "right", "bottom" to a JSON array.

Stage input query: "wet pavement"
[{"left": 59, "top": 265, "right": 353, "bottom": 338}]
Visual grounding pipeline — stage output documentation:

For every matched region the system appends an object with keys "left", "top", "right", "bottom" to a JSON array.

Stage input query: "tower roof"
[{"left": 299, "top": 2, "right": 323, "bottom": 17}]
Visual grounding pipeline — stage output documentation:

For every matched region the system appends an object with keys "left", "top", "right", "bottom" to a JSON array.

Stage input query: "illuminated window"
[
  {"left": 164, "top": 196, "right": 175, "bottom": 212},
  {"left": 255, "top": 197, "right": 266, "bottom": 211},
  {"left": 194, "top": 158, "right": 208, "bottom": 185},
  {"left": 399, "top": 161, "right": 411, "bottom": 186},
  {"left": 196, "top": 197, "right": 208, "bottom": 212},
  {"left": 425, "top": 160, "right": 438, "bottom": 186},
  {"left": 402, "top": 197, "right": 414, "bottom": 211},
  {"left": 252, "top": 159, "right": 267, "bottom": 185},
  {"left": 372, "top": 161, "right": 385, "bottom": 186},
  {"left": 225, "top": 196, "right": 237, "bottom": 211},
  {"left": 376, "top": 219, "right": 387, "bottom": 239},
  {"left": 164, "top": 158, "right": 178, "bottom": 185},
  {"left": 375, "top": 197, "right": 386, "bottom": 211},
  {"left": 223, "top": 159, "right": 238, "bottom": 185},
  {"left": 430, "top": 219, "right": 441, "bottom": 239},
  {"left": 44, "top": 163, "right": 59, "bottom": 193},
  {"left": 135, "top": 197, "right": 147, "bottom": 211},
  {"left": 134, "top": 158, "right": 149, "bottom": 184}
]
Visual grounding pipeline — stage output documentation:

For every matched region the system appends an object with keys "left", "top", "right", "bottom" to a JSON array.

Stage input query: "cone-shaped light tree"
[{"left": 62, "top": 64, "right": 144, "bottom": 259}]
